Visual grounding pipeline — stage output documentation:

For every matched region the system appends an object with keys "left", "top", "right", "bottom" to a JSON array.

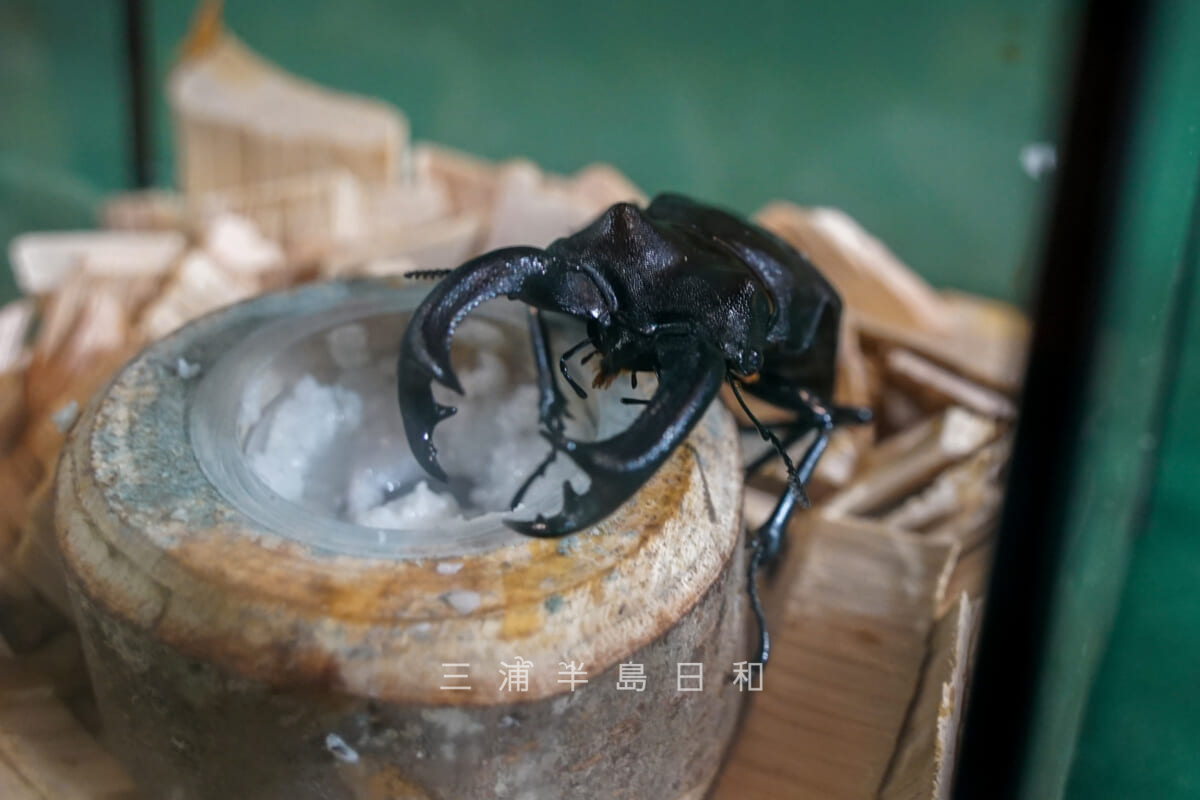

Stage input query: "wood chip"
[
  {"left": 189, "top": 169, "right": 370, "bottom": 263},
  {"left": 0, "top": 371, "right": 24, "bottom": 457},
  {"left": 0, "top": 562, "right": 70, "bottom": 656},
  {"left": 14, "top": 480, "right": 70, "bottom": 617},
  {"left": 138, "top": 250, "right": 258, "bottom": 340},
  {"left": 925, "top": 484, "right": 1004, "bottom": 552},
  {"left": 880, "top": 437, "right": 1011, "bottom": 532},
  {"left": 365, "top": 165, "right": 452, "bottom": 235},
  {"left": 713, "top": 512, "right": 956, "bottom": 800},
  {"left": 482, "top": 160, "right": 642, "bottom": 251},
  {"left": 755, "top": 203, "right": 952, "bottom": 337},
  {"left": 879, "top": 386, "right": 928, "bottom": 437},
  {"left": 570, "top": 163, "right": 647, "bottom": 209},
  {"left": 9, "top": 232, "right": 185, "bottom": 296},
  {"left": 24, "top": 281, "right": 139, "bottom": 418},
  {"left": 324, "top": 212, "right": 485, "bottom": 276},
  {"left": 858, "top": 291, "right": 1028, "bottom": 394},
  {"left": 0, "top": 686, "right": 137, "bottom": 799},
  {"left": 415, "top": 143, "right": 498, "bottom": 217},
  {"left": 202, "top": 213, "right": 286, "bottom": 282},
  {"left": 822, "top": 408, "right": 997, "bottom": 519},
  {"left": 101, "top": 189, "right": 188, "bottom": 232},
  {"left": 836, "top": 310, "right": 873, "bottom": 409},
  {"left": 937, "top": 542, "right": 994, "bottom": 619},
  {"left": 0, "top": 750, "right": 39, "bottom": 798},
  {"left": 878, "top": 593, "right": 980, "bottom": 800},
  {"left": 745, "top": 427, "right": 864, "bottom": 504},
  {"left": 0, "top": 451, "right": 43, "bottom": 554},
  {"left": 0, "top": 302, "right": 33, "bottom": 375},
  {"left": 169, "top": 19, "right": 406, "bottom": 193},
  {"left": 885, "top": 348, "right": 1017, "bottom": 420},
  {"left": 0, "top": 633, "right": 86, "bottom": 701}
]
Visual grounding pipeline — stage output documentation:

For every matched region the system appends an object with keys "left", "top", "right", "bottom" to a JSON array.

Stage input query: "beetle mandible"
[{"left": 398, "top": 193, "right": 871, "bottom": 666}]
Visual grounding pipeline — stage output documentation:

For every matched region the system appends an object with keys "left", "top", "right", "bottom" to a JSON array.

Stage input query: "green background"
[{"left": 1, "top": 1, "right": 1196, "bottom": 797}]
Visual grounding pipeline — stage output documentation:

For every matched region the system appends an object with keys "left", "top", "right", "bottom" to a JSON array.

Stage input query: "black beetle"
[{"left": 398, "top": 194, "right": 870, "bottom": 666}]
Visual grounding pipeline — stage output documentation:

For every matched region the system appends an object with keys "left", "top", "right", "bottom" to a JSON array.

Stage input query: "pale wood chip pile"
[{"left": 0, "top": 13, "right": 1027, "bottom": 799}]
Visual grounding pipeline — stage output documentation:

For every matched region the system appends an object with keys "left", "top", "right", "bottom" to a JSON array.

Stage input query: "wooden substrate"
[{"left": 0, "top": 13, "right": 1026, "bottom": 799}]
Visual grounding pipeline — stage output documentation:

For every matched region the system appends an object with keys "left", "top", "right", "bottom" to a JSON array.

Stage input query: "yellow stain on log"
[
  {"left": 336, "top": 761, "right": 431, "bottom": 800},
  {"left": 494, "top": 453, "right": 693, "bottom": 642},
  {"left": 499, "top": 539, "right": 556, "bottom": 641}
]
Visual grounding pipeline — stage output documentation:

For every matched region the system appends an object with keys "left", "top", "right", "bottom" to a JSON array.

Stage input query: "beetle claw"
[
  {"left": 398, "top": 247, "right": 552, "bottom": 481},
  {"left": 506, "top": 336, "right": 727, "bottom": 537}
]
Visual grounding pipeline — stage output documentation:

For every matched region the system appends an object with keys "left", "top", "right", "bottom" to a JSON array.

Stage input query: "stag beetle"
[{"left": 398, "top": 194, "right": 871, "bottom": 666}]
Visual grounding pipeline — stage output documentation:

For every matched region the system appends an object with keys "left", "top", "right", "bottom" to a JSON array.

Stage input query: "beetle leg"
[
  {"left": 747, "top": 427, "right": 831, "bottom": 667},
  {"left": 510, "top": 308, "right": 576, "bottom": 511},
  {"left": 744, "top": 390, "right": 871, "bottom": 668},
  {"left": 508, "top": 335, "right": 726, "bottom": 537},
  {"left": 398, "top": 247, "right": 553, "bottom": 481},
  {"left": 558, "top": 338, "right": 592, "bottom": 399},
  {"left": 527, "top": 308, "right": 572, "bottom": 431}
]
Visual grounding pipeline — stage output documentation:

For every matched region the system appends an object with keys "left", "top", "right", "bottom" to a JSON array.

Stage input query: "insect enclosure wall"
[{"left": 2, "top": 1, "right": 1199, "bottom": 799}]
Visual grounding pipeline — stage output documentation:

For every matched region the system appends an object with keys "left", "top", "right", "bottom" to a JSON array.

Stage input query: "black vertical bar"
[
  {"left": 122, "top": 0, "right": 153, "bottom": 187},
  {"left": 953, "top": 1, "right": 1153, "bottom": 797}
]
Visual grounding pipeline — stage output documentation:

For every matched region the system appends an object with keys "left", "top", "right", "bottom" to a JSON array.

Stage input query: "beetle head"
[{"left": 716, "top": 279, "right": 772, "bottom": 379}]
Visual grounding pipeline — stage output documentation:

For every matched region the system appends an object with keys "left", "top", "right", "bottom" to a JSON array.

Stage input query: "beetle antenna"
[
  {"left": 559, "top": 339, "right": 592, "bottom": 399},
  {"left": 727, "top": 376, "right": 805, "bottom": 495},
  {"left": 404, "top": 268, "right": 454, "bottom": 280},
  {"left": 744, "top": 424, "right": 809, "bottom": 475},
  {"left": 620, "top": 397, "right": 651, "bottom": 405}
]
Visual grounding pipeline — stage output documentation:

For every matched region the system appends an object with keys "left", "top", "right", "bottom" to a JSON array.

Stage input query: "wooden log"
[{"left": 58, "top": 280, "right": 747, "bottom": 800}]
